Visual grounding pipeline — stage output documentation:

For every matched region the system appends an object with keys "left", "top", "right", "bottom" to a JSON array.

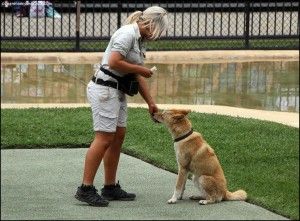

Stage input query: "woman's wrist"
[{"left": 147, "top": 98, "right": 155, "bottom": 107}]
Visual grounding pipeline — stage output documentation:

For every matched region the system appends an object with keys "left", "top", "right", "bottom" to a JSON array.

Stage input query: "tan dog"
[{"left": 153, "top": 109, "right": 247, "bottom": 205}]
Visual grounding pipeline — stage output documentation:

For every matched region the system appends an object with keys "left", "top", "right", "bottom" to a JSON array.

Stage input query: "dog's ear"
[
  {"left": 182, "top": 109, "right": 191, "bottom": 115},
  {"left": 173, "top": 109, "right": 191, "bottom": 120}
]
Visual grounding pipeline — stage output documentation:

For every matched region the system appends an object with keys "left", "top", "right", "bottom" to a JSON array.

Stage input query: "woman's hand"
[
  {"left": 148, "top": 103, "right": 160, "bottom": 123},
  {"left": 139, "top": 67, "right": 153, "bottom": 78}
]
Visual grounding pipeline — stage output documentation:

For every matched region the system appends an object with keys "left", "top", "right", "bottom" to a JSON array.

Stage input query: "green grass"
[
  {"left": 1, "top": 107, "right": 299, "bottom": 220},
  {"left": 1, "top": 38, "right": 298, "bottom": 51}
]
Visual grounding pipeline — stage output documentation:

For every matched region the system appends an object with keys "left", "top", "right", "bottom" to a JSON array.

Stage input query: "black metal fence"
[{"left": 1, "top": 0, "right": 299, "bottom": 52}]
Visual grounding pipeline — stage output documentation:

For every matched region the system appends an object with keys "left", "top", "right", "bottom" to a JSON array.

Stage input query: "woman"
[{"left": 75, "top": 6, "right": 168, "bottom": 207}]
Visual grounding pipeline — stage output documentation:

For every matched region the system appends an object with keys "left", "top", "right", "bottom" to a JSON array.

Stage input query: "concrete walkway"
[{"left": 1, "top": 148, "right": 289, "bottom": 220}]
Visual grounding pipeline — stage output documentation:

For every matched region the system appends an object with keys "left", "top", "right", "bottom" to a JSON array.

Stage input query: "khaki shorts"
[{"left": 86, "top": 81, "right": 127, "bottom": 132}]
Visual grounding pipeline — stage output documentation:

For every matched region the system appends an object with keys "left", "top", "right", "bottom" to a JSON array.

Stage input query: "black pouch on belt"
[
  {"left": 119, "top": 74, "right": 139, "bottom": 96},
  {"left": 100, "top": 66, "right": 139, "bottom": 96}
]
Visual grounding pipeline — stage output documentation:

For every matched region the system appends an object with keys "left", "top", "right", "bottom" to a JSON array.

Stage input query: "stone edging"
[{"left": 1, "top": 50, "right": 299, "bottom": 64}]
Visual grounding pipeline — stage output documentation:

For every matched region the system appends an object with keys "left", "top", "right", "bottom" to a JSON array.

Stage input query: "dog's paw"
[
  {"left": 167, "top": 198, "right": 177, "bottom": 204},
  {"left": 199, "top": 200, "right": 208, "bottom": 205}
]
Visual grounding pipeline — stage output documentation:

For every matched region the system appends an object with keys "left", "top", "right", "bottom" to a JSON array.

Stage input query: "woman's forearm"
[
  {"left": 137, "top": 75, "right": 155, "bottom": 106},
  {"left": 108, "top": 52, "right": 152, "bottom": 78}
]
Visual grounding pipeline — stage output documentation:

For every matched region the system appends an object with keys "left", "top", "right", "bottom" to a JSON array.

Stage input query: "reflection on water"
[{"left": 1, "top": 61, "right": 299, "bottom": 112}]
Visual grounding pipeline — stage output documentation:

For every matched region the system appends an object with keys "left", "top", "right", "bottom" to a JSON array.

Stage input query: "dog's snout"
[
  {"left": 153, "top": 112, "right": 160, "bottom": 117},
  {"left": 153, "top": 112, "right": 164, "bottom": 122},
  {"left": 153, "top": 112, "right": 160, "bottom": 119}
]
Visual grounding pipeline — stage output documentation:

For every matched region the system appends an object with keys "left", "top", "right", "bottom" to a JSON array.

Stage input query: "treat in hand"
[{"left": 150, "top": 66, "right": 157, "bottom": 73}]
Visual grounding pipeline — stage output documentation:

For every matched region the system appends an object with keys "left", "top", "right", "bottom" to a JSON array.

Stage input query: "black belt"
[{"left": 91, "top": 76, "right": 118, "bottom": 90}]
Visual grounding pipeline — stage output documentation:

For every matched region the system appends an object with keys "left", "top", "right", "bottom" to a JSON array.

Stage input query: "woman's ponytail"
[{"left": 123, "top": 11, "right": 143, "bottom": 25}]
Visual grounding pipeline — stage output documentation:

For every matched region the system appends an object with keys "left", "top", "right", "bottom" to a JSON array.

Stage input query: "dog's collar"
[{"left": 174, "top": 129, "right": 193, "bottom": 142}]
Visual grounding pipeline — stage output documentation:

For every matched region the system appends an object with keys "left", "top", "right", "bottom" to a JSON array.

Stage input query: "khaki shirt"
[{"left": 95, "top": 22, "right": 145, "bottom": 82}]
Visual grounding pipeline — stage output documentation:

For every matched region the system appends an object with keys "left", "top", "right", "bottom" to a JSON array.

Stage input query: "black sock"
[{"left": 80, "top": 184, "right": 94, "bottom": 191}]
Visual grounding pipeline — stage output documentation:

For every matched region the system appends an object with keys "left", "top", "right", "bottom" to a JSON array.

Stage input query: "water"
[{"left": 1, "top": 61, "right": 299, "bottom": 112}]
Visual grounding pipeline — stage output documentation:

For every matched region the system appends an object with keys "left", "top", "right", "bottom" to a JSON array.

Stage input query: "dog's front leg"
[{"left": 168, "top": 167, "right": 188, "bottom": 204}]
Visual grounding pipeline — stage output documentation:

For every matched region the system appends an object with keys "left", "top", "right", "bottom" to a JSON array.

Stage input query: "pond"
[{"left": 1, "top": 61, "right": 299, "bottom": 112}]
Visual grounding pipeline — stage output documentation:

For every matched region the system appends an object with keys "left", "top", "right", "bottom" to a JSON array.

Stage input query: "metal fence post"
[
  {"left": 76, "top": 0, "right": 81, "bottom": 51},
  {"left": 117, "top": 1, "right": 122, "bottom": 28},
  {"left": 244, "top": 0, "right": 250, "bottom": 49}
]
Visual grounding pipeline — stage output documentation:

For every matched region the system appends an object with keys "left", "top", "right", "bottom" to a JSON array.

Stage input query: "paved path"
[{"left": 1, "top": 148, "right": 289, "bottom": 220}]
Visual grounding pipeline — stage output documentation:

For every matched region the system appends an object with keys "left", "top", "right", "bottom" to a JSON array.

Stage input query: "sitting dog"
[{"left": 153, "top": 109, "right": 247, "bottom": 205}]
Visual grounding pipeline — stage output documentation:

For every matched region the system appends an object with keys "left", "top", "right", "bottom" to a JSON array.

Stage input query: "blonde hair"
[{"left": 123, "top": 6, "right": 168, "bottom": 40}]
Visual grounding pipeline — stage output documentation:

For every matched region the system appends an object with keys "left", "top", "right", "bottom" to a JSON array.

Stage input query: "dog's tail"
[{"left": 224, "top": 189, "right": 247, "bottom": 201}]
